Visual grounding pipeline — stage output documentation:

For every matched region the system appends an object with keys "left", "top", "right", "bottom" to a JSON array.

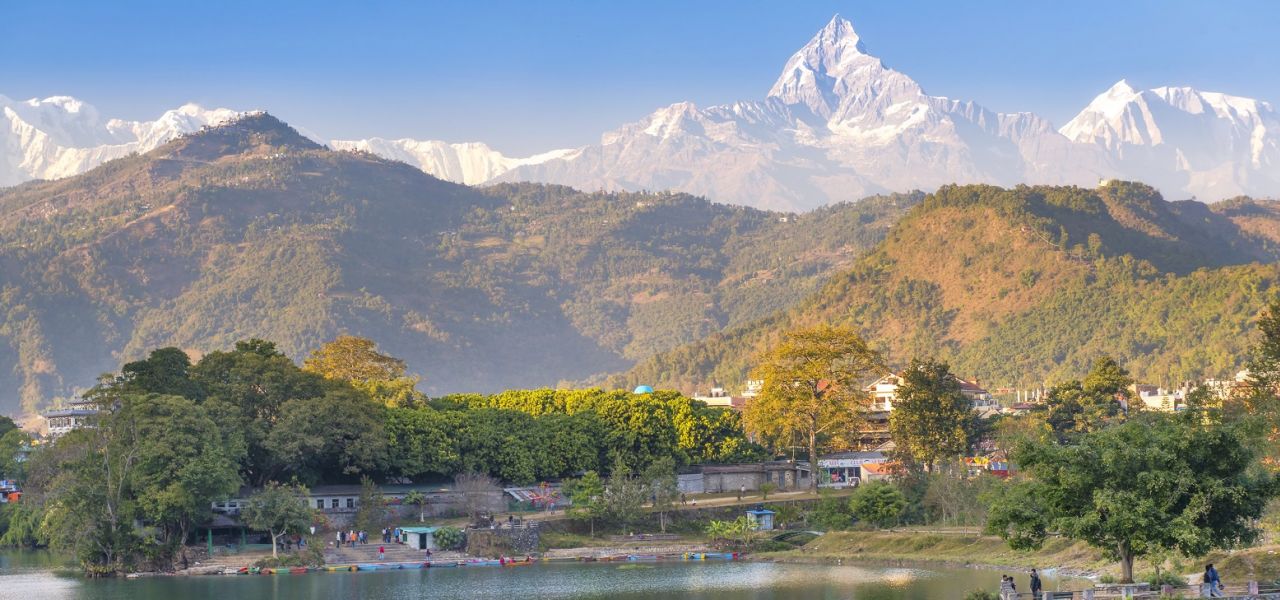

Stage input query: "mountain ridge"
[{"left": 0, "top": 113, "right": 914, "bottom": 414}]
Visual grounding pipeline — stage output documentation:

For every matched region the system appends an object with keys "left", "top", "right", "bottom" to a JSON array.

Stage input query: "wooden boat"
[
  {"left": 356, "top": 564, "right": 382, "bottom": 571},
  {"left": 502, "top": 558, "right": 534, "bottom": 567},
  {"left": 426, "top": 561, "right": 458, "bottom": 568},
  {"left": 289, "top": 567, "right": 309, "bottom": 574},
  {"left": 627, "top": 554, "right": 659, "bottom": 561},
  {"left": 464, "top": 559, "right": 501, "bottom": 567},
  {"left": 324, "top": 565, "right": 356, "bottom": 572}
]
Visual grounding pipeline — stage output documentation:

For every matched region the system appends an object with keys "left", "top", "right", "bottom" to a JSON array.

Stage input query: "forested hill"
[
  {"left": 609, "top": 182, "right": 1280, "bottom": 392},
  {"left": 0, "top": 113, "right": 916, "bottom": 414}
]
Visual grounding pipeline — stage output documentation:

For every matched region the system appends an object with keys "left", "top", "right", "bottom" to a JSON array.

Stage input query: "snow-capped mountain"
[
  {"left": 494, "top": 15, "right": 1115, "bottom": 210},
  {"left": 328, "top": 138, "right": 576, "bottom": 185},
  {"left": 0, "top": 95, "right": 242, "bottom": 186},
  {"left": 5, "top": 15, "right": 1278, "bottom": 209},
  {"left": 1061, "top": 80, "right": 1280, "bottom": 200}
]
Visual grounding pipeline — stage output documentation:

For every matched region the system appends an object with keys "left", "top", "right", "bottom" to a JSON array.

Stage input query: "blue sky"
[{"left": 3, "top": 0, "right": 1276, "bottom": 155}]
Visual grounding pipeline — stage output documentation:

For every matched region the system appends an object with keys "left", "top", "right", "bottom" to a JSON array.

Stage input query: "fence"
[{"left": 998, "top": 582, "right": 1280, "bottom": 599}]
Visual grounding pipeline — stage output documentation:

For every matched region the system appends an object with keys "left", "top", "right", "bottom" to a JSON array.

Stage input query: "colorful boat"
[
  {"left": 324, "top": 565, "right": 356, "bottom": 572},
  {"left": 502, "top": 558, "right": 534, "bottom": 567},
  {"left": 356, "top": 564, "right": 382, "bottom": 571},
  {"left": 464, "top": 559, "right": 501, "bottom": 567},
  {"left": 289, "top": 567, "right": 309, "bottom": 574},
  {"left": 627, "top": 554, "right": 659, "bottom": 561},
  {"left": 426, "top": 561, "right": 458, "bottom": 568}
]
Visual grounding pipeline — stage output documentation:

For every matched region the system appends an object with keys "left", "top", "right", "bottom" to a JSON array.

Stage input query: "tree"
[
  {"left": 403, "top": 490, "right": 428, "bottom": 523},
  {"left": 759, "top": 482, "right": 777, "bottom": 501},
  {"left": 564, "top": 471, "right": 605, "bottom": 537},
  {"left": 1041, "top": 358, "right": 1132, "bottom": 442},
  {"left": 745, "top": 326, "right": 882, "bottom": 491},
  {"left": 264, "top": 388, "right": 388, "bottom": 484},
  {"left": 353, "top": 476, "right": 387, "bottom": 533},
  {"left": 601, "top": 462, "right": 648, "bottom": 533},
  {"left": 888, "top": 359, "right": 974, "bottom": 470},
  {"left": 642, "top": 456, "right": 679, "bottom": 533},
  {"left": 242, "top": 481, "right": 314, "bottom": 558},
  {"left": 454, "top": 472, "right": 503, "bottom": 524},
  {"left": 848, "top": 481, "right": 907, "bottom": 528},
  {"left": 986, "top": 414, "right": 1275, "bottom": 583},
  {"left": 304, "top": 335, "right": 407, "bottom": 384}
]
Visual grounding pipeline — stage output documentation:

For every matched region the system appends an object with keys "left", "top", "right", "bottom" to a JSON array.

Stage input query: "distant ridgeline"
[
  {"left": 609, "top": 182, "right": 1280, "bottom": 393},
  {"left": 0, "top": 113, "right": 914, "bottom": 414}
]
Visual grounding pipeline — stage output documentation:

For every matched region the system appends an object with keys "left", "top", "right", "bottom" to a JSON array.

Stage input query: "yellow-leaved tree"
[
  {"left": 743, "top": 325, "right": 882, "bottom": 492},
  {"left": 304, "top": 335, "right": 425, "bottom": 407}
]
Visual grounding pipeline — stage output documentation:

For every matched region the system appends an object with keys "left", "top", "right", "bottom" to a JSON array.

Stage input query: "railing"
[{"left": 996, "top": 582, "right": 1280, "bottom": 599}]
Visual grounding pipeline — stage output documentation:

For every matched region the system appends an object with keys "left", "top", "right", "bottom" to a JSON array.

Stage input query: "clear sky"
[{"left": 3, "top": 0, "right": 1276, "bottom": 155}]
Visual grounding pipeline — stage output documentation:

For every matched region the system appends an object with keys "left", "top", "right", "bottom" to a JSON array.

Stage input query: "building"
[
  {"left": 214, "top": 483, "right": 506, "bottom": 527},
  {"left": 744, "top": 508, "right": 775, "bottom": 531},
  {"left": 818, "top": 451, "right": 889, "bottom": 487},
  {"left": 692, "top": 380, "right": 760, "bottom": 411},
  {"left": 41, "top": 399, "right": 100, "bottom": 439},
  {"left": 863, "top": 372, "right": 997, "bottom": 412},
  {"left": 399, "top": 526, "right": 440, "bottom": 550},
  {"left": 678, "top": 461, "right": 811, "bottom": 494}
]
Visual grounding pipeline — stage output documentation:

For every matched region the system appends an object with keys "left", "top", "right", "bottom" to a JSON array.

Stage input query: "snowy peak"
[
  {"left": 767, "top": 15, "right": 887, "bottom": 118},
  {"left": 329, "top": 137, "right": 576, "bottom": 185},
  {"left": 0, "top": 95, "right": 244, "bottom": 186}
]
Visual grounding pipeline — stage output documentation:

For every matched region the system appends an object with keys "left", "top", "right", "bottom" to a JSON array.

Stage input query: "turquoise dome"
[{"left": 633, "top": 385, "right": 654, "bottom": 394}]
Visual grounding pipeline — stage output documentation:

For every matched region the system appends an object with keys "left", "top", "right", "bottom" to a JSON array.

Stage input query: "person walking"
[
  {"left": 738, "top": 484, "right": 745, "bottom": 501},
  {"left": 378, "top": 545, "right": 385, "bottom": 561},
  {"left": 1203, "top": 563, "right": 1223, "bottom": 597},
  {"left": 336, "top": 530, "right": 343, "bottom": 548},
  {"left": 1030, "top": 568, "right": 1042, "bottom": 598}
]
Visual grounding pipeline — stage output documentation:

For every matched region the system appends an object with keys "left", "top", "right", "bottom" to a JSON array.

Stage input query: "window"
[
  {"left": 316, "top": 499, "right": 324, "bottom": 509},
  {"left": 331, "top": 498, "right": 339, "bottom": 509},
  {"left": 346, "top": 498, "right": 355, "bottom": 509}
]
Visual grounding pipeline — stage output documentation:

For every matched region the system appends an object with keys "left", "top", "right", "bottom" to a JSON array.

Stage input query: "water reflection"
[{"left": 0, "top": 552, "right": 1086, "bottom": 600}]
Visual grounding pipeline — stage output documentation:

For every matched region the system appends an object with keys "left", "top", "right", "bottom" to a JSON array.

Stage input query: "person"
[
  {"left": 680, "top": 492, "right": 687, "bottom": 505},
  {"left": 336, "top": 530, "right": 343, "bottom": 548},
  {"left": 998, "top": 575, "right": 1015, "bottom": 600},
  {"left": 378, "top": 545, "right": 385, "bottom": 560},
  {"left": 738, "top": 484, "right": 745, "bottom": 501},
  {"left": 1204, "top": 563, "right": 1223, "bottom": 597},
  {"left": 1030, "top": 568, "right": 1042, "bottom": 598},
  {"left": 425, "top": 548, "right": 433, "bottom": 561}
]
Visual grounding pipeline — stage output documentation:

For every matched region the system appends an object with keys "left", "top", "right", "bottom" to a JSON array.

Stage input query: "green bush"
[
  {"left": 434, "top": 526, "right": 465, "bottom": 551},
  {"left": 1144, "top": 571, "right": 1187, "bottom": 587},
  {"left": 963, "top": 592, "right": 998, "bottom": 600},
  {"left": 811, "top": 496, "right": 854, "bottom": 531},
  {"left": 848, "top": 482, "right": 907, "bottom": 528}
]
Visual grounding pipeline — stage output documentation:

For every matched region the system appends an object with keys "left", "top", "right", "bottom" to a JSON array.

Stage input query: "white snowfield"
[{"left": 3, "top": 15, "right": 1277, "bottom": 210}]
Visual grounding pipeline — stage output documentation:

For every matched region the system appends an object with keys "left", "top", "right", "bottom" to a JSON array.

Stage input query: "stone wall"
[{"left": 465, "top": 525, "right": 541, "bottom": 556}]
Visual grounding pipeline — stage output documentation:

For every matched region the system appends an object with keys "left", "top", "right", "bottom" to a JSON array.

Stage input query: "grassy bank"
[
  {"left": 761, "top": 530, "right": 1109, "bottom": 575},
  {"left": 760, "top": 529, "right": 1280, "bottom": 584}
]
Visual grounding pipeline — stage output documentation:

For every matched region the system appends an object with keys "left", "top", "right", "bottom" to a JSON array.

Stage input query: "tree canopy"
[
  {"left": 744, "top": 325, "right": 882, "bottom": 491},
  {"left": 888, "top": 359, "right": 975, "bottom": 469},
  {"left": 986, "top": 413, "right": 1275, "bottom": 583}
]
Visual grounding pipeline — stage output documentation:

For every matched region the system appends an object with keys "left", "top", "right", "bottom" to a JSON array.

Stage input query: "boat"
[
  {"left": 324, "top": 565, "right": 356, "bottom": 572},
  {"left": 464, "top": 559, "right": 501, "bottom": 567},
  {"left": 502, "top": 558, "right": 534, "bottom": 567},
  {"left": 289, "top": 567, "right": 309, "bottom": 574},
  {"left": 627, "top": 554, "right": 659, "bottom": 561},
  {"left": 356, "top": 564, "right": 382, "bottom": 571},
  {"left": 426, "top": 561, "right": 458, "bottom": 568}
]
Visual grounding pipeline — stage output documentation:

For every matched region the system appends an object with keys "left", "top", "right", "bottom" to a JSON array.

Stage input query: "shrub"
[
  {"left": 848, "top": 482, "right": 907, "bottom": 528},
  {"left": 811, "top": 496, "right": 854, "bottom": 531},
  {"left": 434, "top": 526, "right": 465, "bottom": 551},
  {"left": 964, "top": 591, "right": 998, "bottom": 600}
]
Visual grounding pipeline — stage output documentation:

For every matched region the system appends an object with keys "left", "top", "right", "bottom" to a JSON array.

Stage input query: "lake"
[{"left": 0, "top": 551, "right": 1086, "bottom": 600}]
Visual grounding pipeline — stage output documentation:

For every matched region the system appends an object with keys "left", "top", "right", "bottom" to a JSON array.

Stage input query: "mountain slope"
[
  {"left": 0, "top": 114, "right": 915, "bottom": 414},
  {"left": 608, "top": 181, "right": 1280, "bottom": 392}
]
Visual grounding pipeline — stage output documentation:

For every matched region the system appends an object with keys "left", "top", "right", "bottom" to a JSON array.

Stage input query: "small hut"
[
  {"left": 744, "top": 508, "right": 775, "bottom": 531},
  {"left": 400, "top": 526, "right": 440, "bottom": 550}
]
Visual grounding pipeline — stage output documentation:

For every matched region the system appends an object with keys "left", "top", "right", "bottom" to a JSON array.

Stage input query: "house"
[
  {"left": 863, "top": 372, "right": 998, "bottom": 413},
  {"left": 41, "top": 399, "right": 100, "bottom": 439},
  {"left": 818, "top": 451, "right": 889, "bottom": 487},
  {"left": 213, "top": 483, "right": 503, "bottom": 527},
  {"left": 681, "top": 461, "right": 811, "bottom": 494},
  {"left": 399, "top": 526, "right": 440, "bottom": 550}
]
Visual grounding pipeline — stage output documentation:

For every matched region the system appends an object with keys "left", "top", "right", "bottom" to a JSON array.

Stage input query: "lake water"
[{"left": 0, "top": 551, "right": 1086, "bottom": 600}]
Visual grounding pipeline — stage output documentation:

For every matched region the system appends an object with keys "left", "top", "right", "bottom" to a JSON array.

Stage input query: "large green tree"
[
  {"left": 242, "top": 481, "right": 314, "bottom": 558},
  {"left": 888, "top": 359, "right": 974, "bottom": 470},
  {"left": 986, "top": 413, "right": 1275, "bottom": 583},
  {"left": 744, "top": 325, "right": 882, "bottom": 491}
]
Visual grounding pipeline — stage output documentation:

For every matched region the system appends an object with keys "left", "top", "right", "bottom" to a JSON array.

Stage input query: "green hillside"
[
  {"left": 0, "top": 114, "right": 915, "bottom": 414},
  {"left": 609, "top": 182, "right": 1280, "bottom": 392}
]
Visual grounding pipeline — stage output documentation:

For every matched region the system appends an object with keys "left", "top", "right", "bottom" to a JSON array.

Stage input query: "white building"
[
  {"left": 41, "top": 400, "right": 100, "bottom": 439},
  {"left": 863, "top": 372, "right": 998, "bottom": 413}
]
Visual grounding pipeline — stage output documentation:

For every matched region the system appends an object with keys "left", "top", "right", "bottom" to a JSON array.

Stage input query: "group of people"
[
  {"left": 995, "top": 565, "right": 1225, "bottom": 598},
  {"left": 997, "top": 569, "right": 1042, "bottom": 599},
  {"left": 382, "top": 527, "right": 406, "bottom": 543},
  {"left": 335, "top": 529, "right": 371, "bottom": 548}
]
